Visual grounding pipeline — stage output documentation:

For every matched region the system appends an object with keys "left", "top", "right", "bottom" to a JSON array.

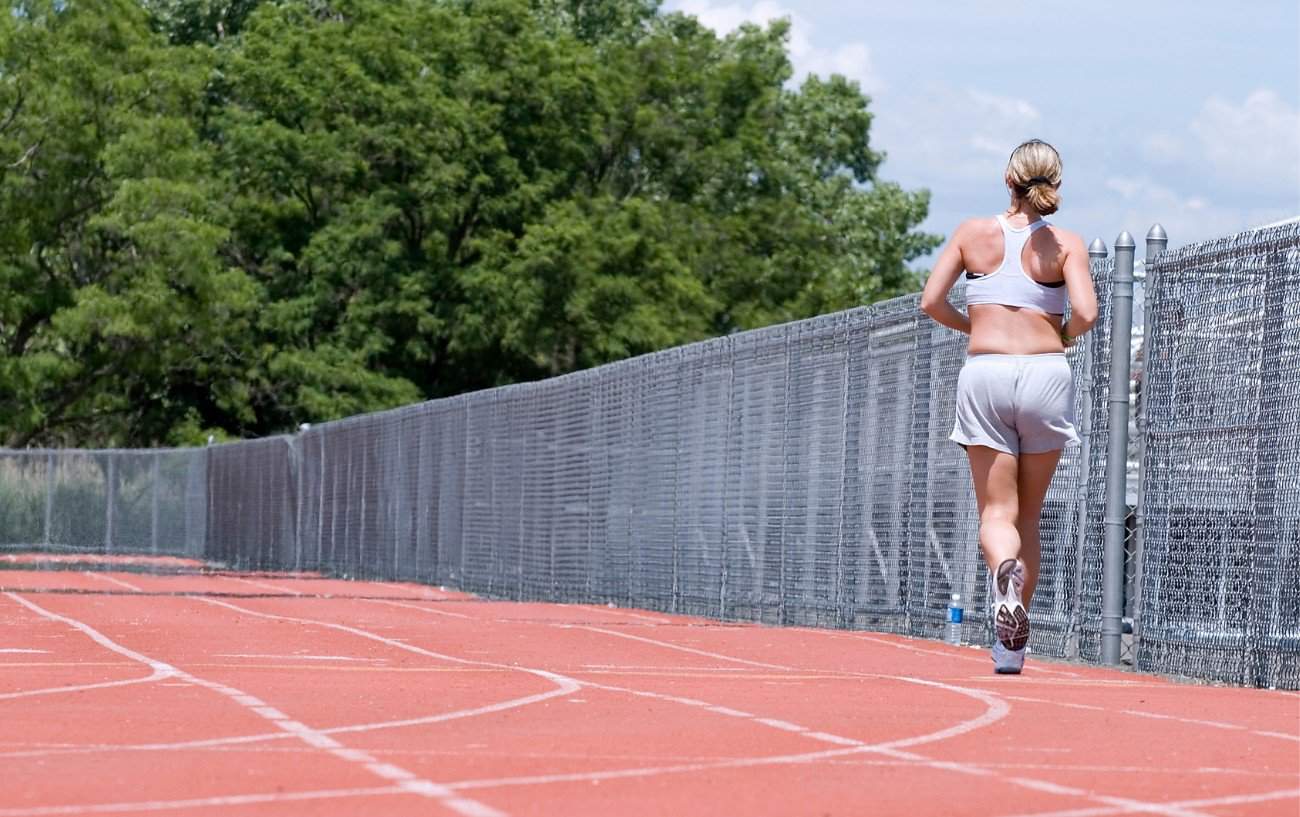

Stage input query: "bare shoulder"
[
  {"left": 952, "top": 216, "right": 1001, "bottom": 249},
  {"left": 1044, "top": 223, "right": 1087, "bottom": 254}
]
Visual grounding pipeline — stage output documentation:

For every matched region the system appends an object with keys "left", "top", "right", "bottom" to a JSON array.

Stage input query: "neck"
[{"left": 1004, "top": 199, "right": 1042, "bottom": 222}]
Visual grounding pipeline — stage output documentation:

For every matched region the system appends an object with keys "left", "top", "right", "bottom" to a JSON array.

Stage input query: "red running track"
[{"left": 1, "top": 565, "right": 1297, "bottom": 817}]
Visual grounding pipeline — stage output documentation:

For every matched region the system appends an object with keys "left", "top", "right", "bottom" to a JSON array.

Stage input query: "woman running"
[{"left": 919, "top": 139, "right": 1098, "bottom": 674}]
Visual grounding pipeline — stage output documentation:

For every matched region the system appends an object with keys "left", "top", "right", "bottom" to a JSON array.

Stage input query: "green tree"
[
  {"left": 216, "top": 0, "right": 939, "bottom": 433},
  {"left": 0, "top": 0, "right": 940, "bottom": 446},
  {"left": 0, "top": 0, "right": 257, "bottom": 446}
]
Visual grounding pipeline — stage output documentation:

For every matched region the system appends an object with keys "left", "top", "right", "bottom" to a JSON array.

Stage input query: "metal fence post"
[
  {"left": 105, "top": 456, "right": 117, "bottom": 553},
  {"left": 151, "top": 456, "right": 161, "bottom": 554},
  {"left": 1102, "top": 232, "right": 1136, "bottom": 664},
  {"left": 1068, "top": 238, "right": 1108, "bottom": 658},
  {"left": 44, "top": 451, "right": 55, "bottom": 546},
  {"left": 1128, "top": 224, "right": 1167, "bottom": 658}
]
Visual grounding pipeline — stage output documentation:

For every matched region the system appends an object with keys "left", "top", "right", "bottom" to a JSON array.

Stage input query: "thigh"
[
  {"left": 967, "top": 445, "right": 1019, "bottom": 520},
  {"left": 1017, "top": 449, "right": 1063, "bottom": 518}
]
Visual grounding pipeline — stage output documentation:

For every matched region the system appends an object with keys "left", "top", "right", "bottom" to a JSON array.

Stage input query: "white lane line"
[
  {"left": 0, "top": 592, "right": 175, "bottom": 701},
  {"left": 83, "top": 573, "right": 143, "bottom": 593},
  {"left": 6, "top": 738, "right": 1282, "bottom": 781},
  {"left": 196, "top": 597, "right": 582, "bottom": 696},
  {"left": 365, "top": 598, "right": 473, "bottom": 620},
  {"left": 578, "top": 664, "right": 752, "bottom": 672},
  {"left": 0, "top": 679, "right": 584, "bottom": 760},
  {"left": 0, "top": 672, "right": 167, "bottom": 702},
  {"left": 574, "top": 605, "right": 674, "bottom": 624},
  {"left": 577, "top": 625, "right": 1291, "bottom": 747},
  {"left": 566, "top": 626, "right": 1214, "bottom": 817},
  {"left": 0, "top": 649, "right": 49, "bottom": 654},
  {"left": 999, "top": 787, "right": 1300, "bottom": 817},
  {"left": 216, "top": 654, "right": 386, "bottom": 662},
  {"left": 706, "top": 706, "right": 754, "bottom": 717},
  {"left": 6, "top": 593, "right": 508, "bottom": 817},
  {"left": 555, "top": 625, "right": 788, "bottom": 670},
  {"left": 0, "top": 785, "right": 406, "bottom": 816},
  {"left": 843, "top": 632, "right": 1083, "bottom": 678},
  {"left": 1255, "top": 730, "right": 1300, "bottom": 741},
  {"left": 225, "top": 577, "right": 303, "bottom": 596},
  {"left": 805, "top": 732, "right": 862, "bottom": 746},
  {"left": 445, "top": 676, "right": 1009, "bottom": 791},
  {"left": 1000, "top": 693, "right": 1298, "bottom": 743}
]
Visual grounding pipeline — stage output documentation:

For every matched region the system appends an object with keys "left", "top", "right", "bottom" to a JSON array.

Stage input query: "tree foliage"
[{"left": 0, "top": 0, "right": 940, "bottom": 446}]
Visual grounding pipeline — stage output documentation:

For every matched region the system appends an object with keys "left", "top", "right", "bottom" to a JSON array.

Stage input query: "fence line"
[{"left": 0, "top": 220, "right": 1296, "bottom": 688}]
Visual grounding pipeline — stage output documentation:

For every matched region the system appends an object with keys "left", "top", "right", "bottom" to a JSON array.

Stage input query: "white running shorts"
[{"left": 949, "top": 353, "right": 1080, "bottom": 455}]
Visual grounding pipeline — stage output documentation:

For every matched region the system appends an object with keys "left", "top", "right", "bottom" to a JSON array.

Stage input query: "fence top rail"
[
  {"left": 0, "top": 447, "right": 203, "bottom": 456},
  {"left": 1152, "top": 220, "right": 1300, "bottom": 270}
]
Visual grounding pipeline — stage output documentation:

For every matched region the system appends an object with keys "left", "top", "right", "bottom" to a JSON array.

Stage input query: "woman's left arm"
[{"left": 920, "top": 222, "right": 972, "bottom": 334}]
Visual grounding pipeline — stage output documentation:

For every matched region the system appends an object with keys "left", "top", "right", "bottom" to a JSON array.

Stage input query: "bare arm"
[
  {"left": 1061, "top": 232, "right": 1098, "bottom": 341},
  {"left": 920, "top": 222, "right": 972, "bottom": 334}
]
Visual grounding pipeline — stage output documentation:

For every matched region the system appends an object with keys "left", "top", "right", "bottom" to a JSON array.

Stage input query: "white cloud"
[
  {"left": 1144, "top": 90, "right": 1300, "bottom": 202},
  {"left": 874, "top": 84, "right": 1042, "bottom": 184},
  {"left": 1190, "top": 89, "right": 1300, "bottom": 196},
  {"left": 666, "top": 0, "right": 882, "bottom": 93},
  {"left": 1080, "top": 175, "right": 1292, "bottom": 249}
]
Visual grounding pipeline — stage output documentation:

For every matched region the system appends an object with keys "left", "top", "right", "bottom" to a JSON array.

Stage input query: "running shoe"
[
  {"left": 992, "top": 558, "right": 1030, "bottom": 652},
  {"left": 992, "top": 641, "right": 1025, "bottom": 674}
]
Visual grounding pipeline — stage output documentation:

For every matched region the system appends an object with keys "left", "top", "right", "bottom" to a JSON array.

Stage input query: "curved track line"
[
  {"left": 562, "top": 621, "right": 1217, "bottom": 817},
  {"left": 0, "top": 591, "right": 177, "bottom": 702},
  {"left": 83, "top": 573, "right": 144, "bottom": 593},
  {"left": 571, "top": 604, "right": 674, "bottom": 624},
  {"left": 0, "top": 669, "right": 169, "bottom": 702},
  {"left": 0, "top": 682, "right": 585, "bottom": 760},
  {"left": 997, "top": 692, "right": 1299, "bottom": 743},
  {"left": 445, "top": 676, "right": 1009, "bottom": 791},
  {"left": 4, "top": 593, "right": 507, "bottom": 817},
  {"left": 1000, "top": 787, "right": 1300, "bottom": 817},
  {"left": 195, "top": 597, "right": 581, "bottom": 694},
  {"left": 364, "top": 598, "right": 473, "bottom": 619},
  {"left": 832, "top": 631, "right": 1083, "bottom": 677},
  {"left": 571, "top": 621, "right": 1295, "bottom": 743},
  {"left": 555, "top": 625, "right": 788, "bottom": 669},
  {"left": 225, "top": 577, "right": 304, "bottom": 596},
  {"left": 0, "top": 786, "right": 405, "bottom": 817}
]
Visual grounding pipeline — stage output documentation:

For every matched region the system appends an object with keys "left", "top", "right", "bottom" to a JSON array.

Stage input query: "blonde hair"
[{"left": 1007, "top": 139, "right": 1062, "bottom": 215}]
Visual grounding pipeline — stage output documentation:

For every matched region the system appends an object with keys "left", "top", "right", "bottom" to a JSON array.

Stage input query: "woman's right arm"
[
  {"left": 1061, "top": 232, "right": 1098, "bottom": 341},
  {"left": 920, "top": 221, "right": 973, "bottom": 335}
]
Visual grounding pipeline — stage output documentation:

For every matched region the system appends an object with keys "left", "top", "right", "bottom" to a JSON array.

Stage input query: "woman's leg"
[
  {"left": 1014, "top": 449, "right": 1063, "bottom": 606},
  {"left": 966, "top": 446, "right": 1020, "bottom": 571}
]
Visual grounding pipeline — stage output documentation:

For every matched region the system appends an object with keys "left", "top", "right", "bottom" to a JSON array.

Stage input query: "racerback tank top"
[{"left": 964, "top": 216, "right": 1068, "bottom": 315}]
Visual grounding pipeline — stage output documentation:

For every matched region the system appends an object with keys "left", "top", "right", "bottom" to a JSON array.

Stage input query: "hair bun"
[
  {"left": 1006, "top": 140, "right": 1063, "bottom": 214},
  {"left": 1025, "top": 185, "right": 1061, "bottom": 216}
]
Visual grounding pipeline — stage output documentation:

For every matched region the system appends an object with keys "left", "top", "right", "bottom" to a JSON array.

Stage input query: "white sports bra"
[{"left": 964, "top": 215, "right": 1067, "bottom": 316}]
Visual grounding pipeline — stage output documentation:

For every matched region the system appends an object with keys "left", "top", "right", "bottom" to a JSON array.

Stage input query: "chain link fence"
[
  {"left": 0, "top": 221, "right": 1295, "bottom": 688},
  {"left": 1135, "top": 222, "right": 1300, "bottom": 687}
]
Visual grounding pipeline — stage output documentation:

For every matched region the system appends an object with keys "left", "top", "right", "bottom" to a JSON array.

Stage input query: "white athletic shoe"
[
  {"left": 992, "top": 641, "right": 1025, "bottom": 674},
  {"left": 992, "top": 558, "right": 1030, "bottom": 652}
]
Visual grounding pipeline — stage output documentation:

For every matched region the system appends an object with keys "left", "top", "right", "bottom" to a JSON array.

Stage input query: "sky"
[{"left": 664, "top": 0, "right": 1300, "bottom": 263}]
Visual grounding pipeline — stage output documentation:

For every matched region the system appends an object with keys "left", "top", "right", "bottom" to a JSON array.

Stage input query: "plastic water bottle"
[{"left": 945, "top": 593, "right": 964, "bottom": 645}]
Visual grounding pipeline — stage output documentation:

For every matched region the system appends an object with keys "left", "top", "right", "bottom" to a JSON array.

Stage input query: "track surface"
[{"left": 1, "top": 566, "right": 1297, "bottom": 816}]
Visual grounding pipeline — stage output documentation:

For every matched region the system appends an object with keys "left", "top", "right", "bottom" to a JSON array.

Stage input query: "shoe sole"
[
  {"left": 994, "top": 664, "right": 1022, "bottom": 675},
  {"left": 995, "top": 559, "right": 1030, "bottom": 652},
  {"left": 996, "top": 604, "right": 1030, "bottom": 651}
]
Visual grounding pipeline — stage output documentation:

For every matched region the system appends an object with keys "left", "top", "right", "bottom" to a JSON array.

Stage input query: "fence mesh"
[
  {"left": 0, "top": 223, "right": 1295, "bottom": 688},
  {"left": 1136, "top": 221, "right": 1300, "bottom": 688},
  {"left": 0, "top": 449, "right": 206, "bottom": 558}
]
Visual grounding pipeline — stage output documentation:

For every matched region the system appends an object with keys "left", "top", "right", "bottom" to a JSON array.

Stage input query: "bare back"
[{"left": 950, "top": 216, "right": 1091, "bottom": 355}]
